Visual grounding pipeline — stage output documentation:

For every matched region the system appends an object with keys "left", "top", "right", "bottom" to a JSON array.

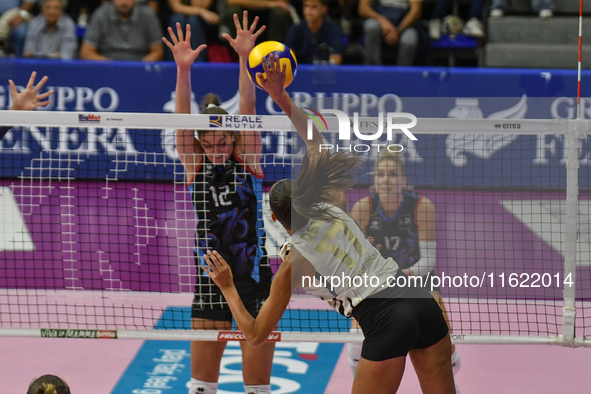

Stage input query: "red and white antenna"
[{"left": 577, "top": 0, "right": 583, "bottom": 118}]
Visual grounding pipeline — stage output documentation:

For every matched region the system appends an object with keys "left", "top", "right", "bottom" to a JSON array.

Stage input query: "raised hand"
[
  {"left": 202, "top": 250, "right": 234, "bottom": 290},
  {"left": 258, "top": 54, "right": 286, "bottom": 100},
  {"left": 222, "top": 11, "right": 265, "bottom": 59},
  {"left": 9, "top": 71, "right": 54, "bottom": 111},
  {"left": 162, "top": 23, "right": 207, "bottom": 69}
]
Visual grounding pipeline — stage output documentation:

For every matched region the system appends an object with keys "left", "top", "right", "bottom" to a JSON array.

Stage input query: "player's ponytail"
[
  {"left": 197, "top": 93, "right": 238, "bottom": 142},
  {"left": 27, "top": 375, "right": 70, "bottom": 394},
  {"left": 270, "top": 151, "right": 360, "bottom": 231},
  {"left": 199, "top": 94, "right": 225, "bottom": 114}
]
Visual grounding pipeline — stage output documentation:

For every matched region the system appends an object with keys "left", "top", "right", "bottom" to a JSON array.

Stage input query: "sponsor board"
[
  {"left": 40, "top": 329, "right": 117, "bottom": 339},
  {"left": 217, "top": 331, "right": 282, "bottom": 341},
  {"left": 78, "top": 114, "right": 101, "bottom": 123}
]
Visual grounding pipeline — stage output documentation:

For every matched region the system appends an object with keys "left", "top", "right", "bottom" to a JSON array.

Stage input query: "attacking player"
[{"left": 202, "top": 53, "right": 456, "bottom": 394}]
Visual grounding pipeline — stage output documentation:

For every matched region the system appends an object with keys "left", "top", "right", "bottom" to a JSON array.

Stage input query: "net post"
[{"left": 562, "top": 119, "right": 584, "bottom": 346}]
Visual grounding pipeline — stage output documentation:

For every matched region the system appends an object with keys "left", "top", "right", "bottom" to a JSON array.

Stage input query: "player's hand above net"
[
  {"left": 162, "top": 23, "right": 207, "bottom": 69},
  {"left": 223, "top": 11, "right": 265, "bottom": 59},
  {"left": 258, "top": 54, "right": 287, "bottom": 100},
  {"left": 9, "top": 71, "right": 54, "bottom": 111}
]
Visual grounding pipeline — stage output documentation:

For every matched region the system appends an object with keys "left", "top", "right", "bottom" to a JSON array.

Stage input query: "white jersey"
[{"left": 289, "top": 204, "right": 403, "bottom": 317}]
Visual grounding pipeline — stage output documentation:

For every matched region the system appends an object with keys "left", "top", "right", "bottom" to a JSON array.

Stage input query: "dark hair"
[
  {"left": 199, "top": 94, "right": 227, "bottom": 115},
  {"left": 197, "top": 94, "right": 237, "bottom": 140},
  {"left": 270, "top": 151, "right": 360, "bottom": 231},
  {"left": 27, "top": 375, "right": 70, "bottom": 394}
]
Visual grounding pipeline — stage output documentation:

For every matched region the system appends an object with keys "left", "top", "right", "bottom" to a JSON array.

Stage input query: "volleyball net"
[{"left": 1, "top": 99, "right": 590, "bottom": 346}]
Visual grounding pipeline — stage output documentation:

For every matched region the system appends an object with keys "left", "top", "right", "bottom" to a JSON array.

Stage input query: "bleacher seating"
[{"left": 485, "top": 0, "right": 591, "bottom": 68}]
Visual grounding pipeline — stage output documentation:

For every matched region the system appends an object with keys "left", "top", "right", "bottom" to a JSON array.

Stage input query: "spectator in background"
[
  {"left": 0, "top": 0, "right": 36, "bottom": 56},
  {"left": 429, "top": 0, "right": 485, "bottom": 40},
  {"left": 225, "top": 0, "right": 294, "bottom": 44},
  {"left": 23, "top": 0, "right": 77, "bottom": 59},
  {"left": 79, "top": 0, "right": 163, "bottom": 60},
  {"left": 358, "top": 0, "right": 422, "bottom": 65},
  {"left": 27, "top": 374, "right": 71, "bottom": 394},
  {"left": 286, "top": 0, "right": 344, "bottom": 64},
  {"left": 490, "top": 0, "right": 554, "bottom": 18},
  {"left": 75, "top": 0, "right": 158, "bottom": 26},
  {"left": 166, "top": 0, "right": 219, "bottom": 62},
  {"left": 74, "top": 0, "right": 104, "bottom": 26}
]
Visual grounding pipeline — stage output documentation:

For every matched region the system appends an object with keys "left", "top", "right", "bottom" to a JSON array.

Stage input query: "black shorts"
[
  {"left": 351, "top": 285, "right": 449, "bottom": 361},
  {"left": 191, "top": 266, "right": 272, "bottom": 322}
]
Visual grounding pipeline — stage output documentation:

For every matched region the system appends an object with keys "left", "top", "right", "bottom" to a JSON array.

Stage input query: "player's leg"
[
  {"left": 408, "top": 335, "right": 456, "bottom": 394},
  {"left": 353, "top": 356, "right": 406, "bottom": 394},
  {"left": 350, "top": 294, "right": 420, "bottom": 393},
  {"left": 240, "top": 341, "right": 276, "bottom": 393},
  {"left": 362, "top": 18, "right": 382, "bottom": 65},
  {"left": 239, "top": 287, "right": 275, "bottom": 393},
  {"left": 189, "top": 318, "right": 232, "bottom": 394},
  {"left": 431, "top": 290, "right": 460, "bottom": 373},
  {"left": 408, "top": 293, "right": 456, "bottom": 394},
  {"left": 347, "top": 318, "right": 363, "bottom": 376}
]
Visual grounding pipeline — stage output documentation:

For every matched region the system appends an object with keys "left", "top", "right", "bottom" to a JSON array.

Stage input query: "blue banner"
[{"left": 1, "top": 59, "right": 590, "bottom": 188}]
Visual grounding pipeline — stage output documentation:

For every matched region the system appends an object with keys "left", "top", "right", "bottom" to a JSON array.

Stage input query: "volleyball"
[{"left": 247, "top": 41, "right": 298, "bottom": 90}]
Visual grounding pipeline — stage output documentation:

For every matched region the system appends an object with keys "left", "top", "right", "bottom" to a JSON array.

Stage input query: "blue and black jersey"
[
  {"left": 365, "top": 190, "right": 423, "bottom": 270},
  {"left": 189, "top": 154, "right": 271, "bottom": 287}
]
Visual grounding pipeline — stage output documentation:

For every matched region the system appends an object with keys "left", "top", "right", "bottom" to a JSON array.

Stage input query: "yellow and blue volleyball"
[{"left": 247, "top": 41, "right": 298, "bottom": 90}]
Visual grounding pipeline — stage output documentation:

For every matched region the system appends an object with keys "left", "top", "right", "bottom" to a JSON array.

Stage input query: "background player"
[
  {"left": 1, "top": 71, "right": 54, "bottom": 141},
  {"left": 163, "top": 12, "right": 274, "bottom": 394},
  {"left": 348, "top": 149, "right": 461, "bottom": 382},
  {"left": 201, "top": 54, "right": 455, "bottom": 394}
]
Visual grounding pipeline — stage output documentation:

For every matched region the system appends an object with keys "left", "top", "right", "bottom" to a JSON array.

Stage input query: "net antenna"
[
  {"left": 564, "top": 0, "right": 586, "bottom": 347},
  {"left": 1, "top": 108, "right": 591, "bottom": 347},
  {"left": 577, "top": 0, "right": 584, "bottom": 119}
]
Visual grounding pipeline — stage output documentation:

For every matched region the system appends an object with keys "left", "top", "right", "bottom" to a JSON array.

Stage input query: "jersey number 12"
[{"left": 210, "top": 185, "right": 231, "bottom": 207}]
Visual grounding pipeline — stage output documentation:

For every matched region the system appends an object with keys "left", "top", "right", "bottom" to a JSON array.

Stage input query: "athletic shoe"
[
  {"left": 490, "top": 9, "right": 504, "bottom": 18},
  {"left": 451, "top": 349, "right": 461, "bottom": 375},
  {"left": 463, "top": 18, "right": 485, "bottom": 38},
  {"left": 429, "top": 19, "right": 441, "bottom": 41},
  {"left": 539, "top": 9, "right": 553, "bottom": 18}
]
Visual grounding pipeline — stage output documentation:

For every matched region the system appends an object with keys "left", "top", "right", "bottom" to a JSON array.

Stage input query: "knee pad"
[
  {"left": 244, "top": 384, "right": 271, "bottom": 394},
  {"left": 188, "top": 378, "right": 218, "bottom": 394}
]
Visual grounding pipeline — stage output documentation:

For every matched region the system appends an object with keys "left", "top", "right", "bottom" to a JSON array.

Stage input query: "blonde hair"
[{"left": 375, "top": 149, "right": 406, "bottom": 176}]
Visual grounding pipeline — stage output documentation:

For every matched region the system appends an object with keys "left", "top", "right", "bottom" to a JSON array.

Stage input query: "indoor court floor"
[{"left": 2, "top": 335, "right": 591, "bottom": 393}]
